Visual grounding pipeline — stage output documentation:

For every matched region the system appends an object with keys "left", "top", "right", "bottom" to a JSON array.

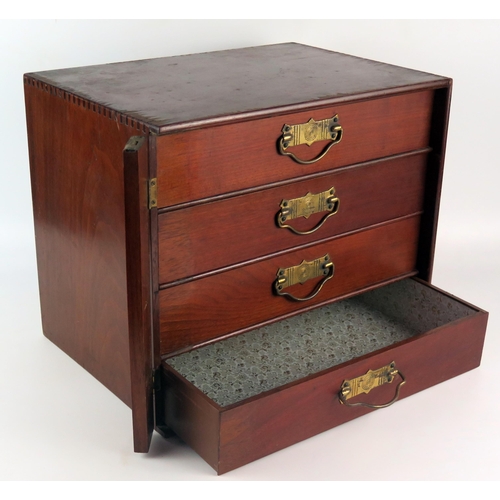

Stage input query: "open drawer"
[{"left": 161, "top": 278, "right": 487, "bottom": 474}]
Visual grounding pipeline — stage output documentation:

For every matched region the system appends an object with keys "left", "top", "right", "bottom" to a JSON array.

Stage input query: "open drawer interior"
[
  {"left": 165, "top": 279, "right": 481, "bottom": 407},
  {"left": 161, "top": 278, "right": 487, "bottom": 474}
]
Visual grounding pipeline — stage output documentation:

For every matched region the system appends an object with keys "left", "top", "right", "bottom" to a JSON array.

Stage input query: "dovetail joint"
[{"left": 24, "top": 76, "right": 149, "bottom": 134}]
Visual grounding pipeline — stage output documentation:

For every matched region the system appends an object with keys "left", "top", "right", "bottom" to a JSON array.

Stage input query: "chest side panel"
[{"left": 25, "top": 77, "right": 149, "bottom": 406}]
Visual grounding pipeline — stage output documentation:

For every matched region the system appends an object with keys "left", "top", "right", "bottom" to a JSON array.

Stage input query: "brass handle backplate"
[
  {"left": 274, "top": 254, "right": 334, "bottom": 302},
  {"left": 339, "top": 362, "right": 406, "bottom": 409},
  {"left": 277, "top": 187, "right": 340, "bottom": 235},
  {"left": 279, "top": 115, "right": 343, "bottom": 165}
]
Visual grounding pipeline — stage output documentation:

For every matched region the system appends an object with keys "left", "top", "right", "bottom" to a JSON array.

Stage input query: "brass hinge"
[
  {"left": 152, "top": 369, "right": 162, "bottom": 392},
  {"left": 149, "top": 178, "right": 158, "bottom": 209}
]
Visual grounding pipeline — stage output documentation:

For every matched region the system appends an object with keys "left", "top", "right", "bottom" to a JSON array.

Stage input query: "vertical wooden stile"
[{"left": 123, "top": 137, "right": 154, "bottom": 452}]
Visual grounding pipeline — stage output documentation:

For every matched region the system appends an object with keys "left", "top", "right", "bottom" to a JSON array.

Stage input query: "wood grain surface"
[
  {"left": 25, "top": 76, "right": 148, "bottom": 406},
  {"left": 25, "top": 45, "right": 471, "bottom": 475},
  {"left": 161, "top": 280, "right": 487, "bottom": 474},
  {"left": 163, "top": 368, "right": 221, "bottom": 470},
  {"left": 159, "top": 215, "right": 421, "bottom": 355},
  {"left": 27, "top": 43, "right": 448, "bottom": 132},
  {"left": 158, "top": 152, "right": 427, "bottom": 284},
  {"left": 156, "top": 90, "right": 434, "bottom": 207},
  {"left": 217, "top": 299, "right": 487, "bottom": 474},
  {"left": 123, "top": 137, "right": 154, "bottom": 452}
]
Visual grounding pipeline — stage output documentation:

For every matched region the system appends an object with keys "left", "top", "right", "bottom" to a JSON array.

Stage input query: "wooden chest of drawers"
[{"left": 24, "top": 43, "right": 488, "bottom": 474}]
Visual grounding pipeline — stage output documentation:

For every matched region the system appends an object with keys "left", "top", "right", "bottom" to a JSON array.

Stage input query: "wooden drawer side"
[
  {"left": 163, "top": 369, "right": 220, "bottom": 470},
  {"left": 161, "top": 279, "right": 487, "bottom": 474}
]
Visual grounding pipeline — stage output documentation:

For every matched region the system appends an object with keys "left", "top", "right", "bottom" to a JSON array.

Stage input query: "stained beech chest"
[{"left": 25, "top": 43, "right": 488, "bottom": 474}]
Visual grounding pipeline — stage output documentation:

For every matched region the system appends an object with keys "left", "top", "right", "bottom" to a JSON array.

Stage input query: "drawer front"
[
  {"left": 156, "top": 90, "right": 434, "bottom": 208},
  {"left": 162, "top": 279, "right": 487, "bottom": 474},
  {"left": 158, "top": 152, "right": 427, "bottom": 285},
  {"left": 159, "top": 215, "right": 420, "bottom": 355},
  {"left": 217, "top": 303, "right": 487, "bottom": 473}
]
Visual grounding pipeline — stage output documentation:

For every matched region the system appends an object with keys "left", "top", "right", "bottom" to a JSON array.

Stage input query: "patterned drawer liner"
[{"left": 165, "top": 279, "right": 474, "bottom": 407}]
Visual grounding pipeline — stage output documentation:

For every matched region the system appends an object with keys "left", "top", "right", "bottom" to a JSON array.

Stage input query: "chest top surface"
[{"left": 26, "top": 43, "right": 448, "bottom": 132}]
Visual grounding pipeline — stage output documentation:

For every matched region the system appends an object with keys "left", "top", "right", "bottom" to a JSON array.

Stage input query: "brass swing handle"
[
  {"left": 274, "top": 254, "right": 334, "bottom": 302},
  {"left": 279, "top": 115, "right": 343, "bottom": 165},
  {"left": 339, "top": 362, "right": 406, "bottom": 409},
  {"left": 277, "top": 187, "right": 340, "bottom": 235}
]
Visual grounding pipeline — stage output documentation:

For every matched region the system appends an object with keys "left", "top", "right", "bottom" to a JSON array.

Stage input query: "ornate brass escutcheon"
[
  {"left": 279, "top": 115, "right": 343, "bottom": 165},
  {"left": 339, "top": 362, "right": 406, "bottom": 409},
  {"left": 274, "top": 254, "right": 334, "bottom": 302},
  {"left": 277, "top": 187, "right": 340, "bottom": 235}
]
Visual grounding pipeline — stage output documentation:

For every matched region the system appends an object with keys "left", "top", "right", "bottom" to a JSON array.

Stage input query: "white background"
[{"left": 1, "top": 19, "right": 499, "bottom": 482}]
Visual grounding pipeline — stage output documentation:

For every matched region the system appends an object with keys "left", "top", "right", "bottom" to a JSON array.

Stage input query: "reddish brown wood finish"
[
  {"left": 163, "top": 369, "right": 221, "bottom": 470},
  {"left": 25, "top": 77, "right": 148, "bottom": 406},
  {"left": 123, "top": 137, "right": 154, "bottom": 452},
  {"left": 26, "top": 46, "right": 475, "bottom": 474},
  {"left": 161, "top": 280, "right": 488, "bottom": 474},
  {"left": 147, "top": 137, "right": 169, "bottom": 435},
  {"left": 417, "top": 86, "right": 452, "bottom": 281},
  {"left": 155, "top": 90, "right": 434, "bottom": 207},
  {"left": 159, "top": 215, "right": 420, "bottom": 355},
  {"left": 158, "top": 152, "right": 427, "bottom": 284},
  {"left": 31, "top": 44, "right": 448, "bottom": 133},
  {"left": 218, "top": 302, "right": 487, "bottom": 474}
]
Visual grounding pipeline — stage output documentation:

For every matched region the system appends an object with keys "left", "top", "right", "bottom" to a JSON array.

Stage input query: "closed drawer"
[
  {"left": 162, "top": 278, "right": 488, "bottom": 474},
  {"left": 158, "top": 152, "right": 427, "bottom": 284},
  {"left": 159, "top": 215, "right": 420, "bottom": 355},
  {"left": 155, "top": 90, "right": 434, "bottom": 208}
]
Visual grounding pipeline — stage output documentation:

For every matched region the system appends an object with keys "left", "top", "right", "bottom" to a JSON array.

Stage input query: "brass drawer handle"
[
  {"left": 274, "top": 254, "right": 334, "bottom": 302},
  {"left": 279, "top": 115, "right": 343, "bottom": 165},
  {"left": 339, "top": 362, "right": 406, "bottom": 409},
  {"left": 277, "top": 187, "right": 340, "bottom": 235}
]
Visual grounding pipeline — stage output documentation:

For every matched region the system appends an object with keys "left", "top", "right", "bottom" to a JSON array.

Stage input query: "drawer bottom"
[{"left": 162, "top": 278, "right": 487, "bottom": 474}]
